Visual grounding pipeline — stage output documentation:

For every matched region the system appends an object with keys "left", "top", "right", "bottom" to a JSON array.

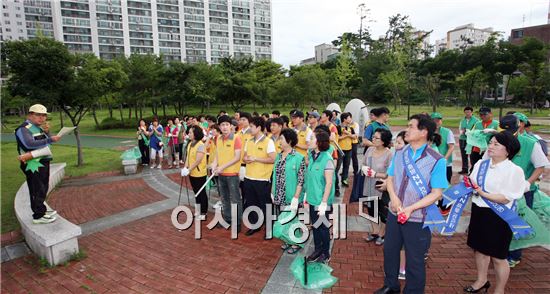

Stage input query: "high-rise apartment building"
[
  {"left": 0, "top": 0, "right": 272, "bottom": 64},
  {"left": 446, "top": 23, "right": 493, "bottom": 50}
]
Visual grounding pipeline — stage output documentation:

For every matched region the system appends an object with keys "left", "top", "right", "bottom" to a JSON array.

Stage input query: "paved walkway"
[{"left": 2, "top": 144, "right": 550, "bottom": 293}]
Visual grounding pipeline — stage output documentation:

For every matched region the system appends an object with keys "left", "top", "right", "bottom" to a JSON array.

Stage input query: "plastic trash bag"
[
  {"left": 465, "top": 129, "right": 490, "bottom": 154},
  {"left": 509, "top": 196, "right": 550, "bottom": 250},
  {"left": 290, "top": 254, "right": 338, "bottom": 290},
  {"left": 273, "top": 211, "right": 304, "bottom": 247},
  {"left": 120, "top": 146, "right": 142, "bottom": 160},
  {"left": 533, "top": 189, "right": 550, "bottom": 229}
]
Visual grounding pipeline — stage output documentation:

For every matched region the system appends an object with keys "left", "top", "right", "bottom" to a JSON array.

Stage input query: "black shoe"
[
  {"left": 306, "top": 250, "right": 323, "bottom": 262},
  {"left": 335, "top": 191, "right": 341, "bottom": 197},
  {"left": 316, "top": 253, "right": 331, "bottom": 264},
  {"left": 464, "top": 281, "right": 490, "bottom": 293},
  {"left": 373, "top": 286, "right": 400, "bottom": 294},
  {"left": 458, "top": 170, "right": 469, "bottom": 175},
  {"left": 245, "top": 229, "right": 258, "bottom": 236}
]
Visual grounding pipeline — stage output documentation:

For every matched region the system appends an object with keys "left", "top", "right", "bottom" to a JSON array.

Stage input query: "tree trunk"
[
  {"left": 134, "top": 103, "right": 138, "bottom": 121},
  {"left": 119, "top": 104, "right": 124, "bottom": 122},
  {"left": 162, "top": 103, "right": 166, "bottom": 119},
  {"left": 92, "top": 105, "right": 100, "bottom": 129},
  {"left": 74, "top": 126, "right": 83, "bottom": 166},
  {"left": 139, "top": 104, "right": 143, "bottom": 119},
  {"left": 108, "top": 104, "right": 113, "bottom": 118},
  {"left": 531, "top": 96, "right": 535, "bottom": 114},
  {"left": 59, "top": 110, "right": 64, "bottom": 128},
  {"left": 128, "top": 105, "right": 132, "bottom": 120}
]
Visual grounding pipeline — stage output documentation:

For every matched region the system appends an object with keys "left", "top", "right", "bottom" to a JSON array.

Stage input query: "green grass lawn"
[{"left": 1, "top": 142, "right": 122, "bottom": 233}]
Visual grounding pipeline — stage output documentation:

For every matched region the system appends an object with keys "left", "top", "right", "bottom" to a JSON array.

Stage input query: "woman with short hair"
[
  {"left": 465, "top": 132, "right": 527, "bottom": 293},
  {"left": 272, "top": 128, "right": 306, "bottom": 254},
  {"left": 362, "top": 128, "right": 393, "bottom": 246}
]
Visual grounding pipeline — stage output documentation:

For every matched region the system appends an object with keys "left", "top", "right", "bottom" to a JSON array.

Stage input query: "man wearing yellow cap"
[{"left": 15, "top": 104, "right": 61, "bottom": 224}]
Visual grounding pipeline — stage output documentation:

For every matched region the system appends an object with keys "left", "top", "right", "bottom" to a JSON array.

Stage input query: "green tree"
[{"left": 217, "top": 56, "right": 258, "bottom": 112}]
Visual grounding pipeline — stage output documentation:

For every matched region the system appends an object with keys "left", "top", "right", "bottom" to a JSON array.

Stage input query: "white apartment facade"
[
  {"left": 1, "top": 0, "right": 272, "bottom": 64},
  {"left": 446, "top": 23, "right": 493, "bottom": 50}
]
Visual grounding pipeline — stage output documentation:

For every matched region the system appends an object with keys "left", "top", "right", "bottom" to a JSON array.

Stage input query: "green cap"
[
  {"left": 430, "top": 112, "right": 443, "bottom": 119},
  {"left": 514, "top": 112, "right": 528, "bottom": 123}
]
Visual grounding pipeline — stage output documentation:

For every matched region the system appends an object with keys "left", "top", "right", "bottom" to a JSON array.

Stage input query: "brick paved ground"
[
  {"left": 326, "top": 232, "right": 550, "bottom": 294},
  {"left": 48, "top": 179, "right": 166, "bottom": 224},
  {"left": 1, "top": 211, "right": 281, "bottom": 293}
]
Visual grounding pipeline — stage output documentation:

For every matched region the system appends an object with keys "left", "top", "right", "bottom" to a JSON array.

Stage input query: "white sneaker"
[
  {"left": 44, "top": 210, "right": 57, "bottom": 218},
  {"left": 213, "top": 201, "right": 222, "bottom": 209},
  {"left": 33, "top": 216, "right": 57, "bottom": 224},
  {"left": 150, "top": 165, "right": 155, "bottom": 169},
  {"left": 156, "top": 164, "right": 162, "bottom": 169},
  {"left": 398, "top": 270, "right": 406, "bottom": 280}
]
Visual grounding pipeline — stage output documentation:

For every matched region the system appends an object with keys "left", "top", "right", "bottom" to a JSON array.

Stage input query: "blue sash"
[
  {"left": 442, "top": 160, "right": 532, "bottom": 239},
  {"left": 402, "top": 146, "right": 446, "bottom": 232}
]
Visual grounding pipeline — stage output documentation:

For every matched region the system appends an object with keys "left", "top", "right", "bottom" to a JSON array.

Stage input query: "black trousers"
[
  {"left": 470, "top": 151, "right": 483, "bottom": 172},
  {"left": 21, "top": 160, "right": 50, "bottom": 219},
  {"left": 459, "top": 139, "right": 468, "bottom": 172},
  {"left": 189, "top": 175, "right": 208, "bottom": 214},
  {"left": 384, "top": 212, "right": 431, "bottom": 293},
  {"left": 437, "top": 166, "right": 453, "bottom": 210},
  {"left": 138, "top": 139, "right": 149, "bottom": 164},
  {"left": 341, "top": 149, "right": 352, "bottom": 181},
  {"left": 310, "top": 205, "right": 332, "bottom": 256},
  {"left": 351, "top": 143, "right": 359, "bottom": 175},
  {"left": 243, "top": 178, "right": 271, "bottom": 226},
  {"left": 334, "top": 156, "right": 342, "bottom": 195}
]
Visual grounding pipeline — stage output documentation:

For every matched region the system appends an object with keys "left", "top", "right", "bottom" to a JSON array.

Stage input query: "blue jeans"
[
  {"left": 384, "top": 212, "right": 431, "bottom": 293},
  {"left": 508, "top": 190, "right": 535, "bottom": 261},
  {"left": 218, "top": 175, "right": 242, "bottom": 229},
  {"left": 309, "top": 205, "right": 331, "bottom": 256}
]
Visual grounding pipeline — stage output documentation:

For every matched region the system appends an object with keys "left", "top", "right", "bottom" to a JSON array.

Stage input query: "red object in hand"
[
  {"left": 397, "top": 212, "right": 408, "bottom": 224},
  {"left": 463, "top": 176, "right": 472, "bottom": 188}
]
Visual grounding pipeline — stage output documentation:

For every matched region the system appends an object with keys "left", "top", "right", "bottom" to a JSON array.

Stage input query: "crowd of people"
[{"left": 16, "top": 102, "right": 549, "bottom": 294}]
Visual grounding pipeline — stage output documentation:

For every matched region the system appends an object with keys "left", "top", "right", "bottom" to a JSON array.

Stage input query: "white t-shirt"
[{"left": 470, "top": 159, "right": 528, "bottom": 209}]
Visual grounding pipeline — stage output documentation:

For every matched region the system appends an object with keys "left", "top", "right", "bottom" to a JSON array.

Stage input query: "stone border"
[{"left": 14, "top": 163, "right": 82, "bottom": 265}]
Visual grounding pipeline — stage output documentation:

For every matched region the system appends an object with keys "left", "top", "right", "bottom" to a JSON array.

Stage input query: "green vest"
[
  {"left": 271, "top": 151, "right": 305, "bottom": 204},
  {"left": 513, "top": 134, "right": 537, "bottom": 191},
  {"left": 432, "top": 126, "right": 453, "bottom": 165},
  {"left": 305, "top": 150, "right": 335, "bottom": 206},
  {"left": 17, "top": 123, "right": 52, "bottom": 160},
  {"left": 459, "top": 116, "right": 479, "bottom": 140}
]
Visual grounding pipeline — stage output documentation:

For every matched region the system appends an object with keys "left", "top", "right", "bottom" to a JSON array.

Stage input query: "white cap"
[{"left": 28, "top": 104, "right": 49, "bottom": 114}]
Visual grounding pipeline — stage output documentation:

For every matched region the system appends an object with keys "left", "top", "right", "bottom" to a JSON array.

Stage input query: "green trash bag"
[
  {"left": 465, "top": 129, "right": 490, "bottom": 154},
  {"left": 533, "top": 189, "right": 550, "bottom": 229},
  {"left": 273, "top": 210, "right": 304, "bottom": 247},
  {"left": 289, "top": 254, "right": 338, "bottom": 290},
  {"left": 120, "top": 146, "right": 142, "bottom": 160},
  {"left": 509, "top": 196, "right": 550, "bottom": 250}
]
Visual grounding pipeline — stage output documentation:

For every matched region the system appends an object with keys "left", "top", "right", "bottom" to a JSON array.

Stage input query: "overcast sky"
[{"left": 271, "top": 0, "right": 550, "bottom": 68}]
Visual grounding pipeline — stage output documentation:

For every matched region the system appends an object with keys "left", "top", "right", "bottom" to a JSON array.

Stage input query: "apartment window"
[
  {"left": 17, "top": 21, "right": 22, "bottom": 25},
  {"left": 5, "top": 20, "right": 10, "bottom": 25},
  {"left": 513, "top": 30, "right": 524, "bottom": 39},
  {"left": 3, "top": 13, "right": 9, "bottom": 17}
]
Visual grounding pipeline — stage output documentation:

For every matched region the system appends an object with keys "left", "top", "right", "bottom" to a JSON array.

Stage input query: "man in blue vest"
[
  {"left": 15, "top": 104, "right": 61, "bottom": 224},
  {"left": 374, "top": 114, "right": 448, "bottom": 294}
]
